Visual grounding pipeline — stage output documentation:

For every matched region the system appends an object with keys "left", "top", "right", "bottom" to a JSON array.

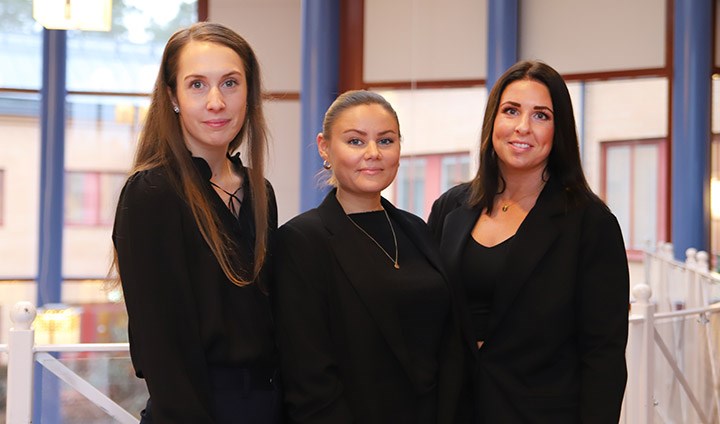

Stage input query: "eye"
[
  {"left": 223, "top": 79, "right": 238, "bottom": 88},
  {"left": 190, "top": 80, "right": 204, "bottom": 89},
  {"left": 378, "top": 137, "right": 395, "bottom": 146},
  {"left": 501, "top": 106, "right": 519, "bottom": 116},
  {"left": 533, "top": 111, "right": 552, "bottom": 121},
  {"left": 348, "top": 138, "right": 363, "bottom": 146}
]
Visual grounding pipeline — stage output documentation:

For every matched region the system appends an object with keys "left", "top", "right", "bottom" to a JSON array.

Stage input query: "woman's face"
[
  {"left": 318, "top": 103, "right": 401, "bottom": 204},
  {"left": 172, "top": 40, "right": 248, "bottom": 156},
  {"left": 492, "top": 79, "right": 554, "bottom": 177}
]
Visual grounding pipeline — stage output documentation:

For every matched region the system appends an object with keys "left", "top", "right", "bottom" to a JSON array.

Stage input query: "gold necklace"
[
  {"left": 346, "top": 209, "right": 400, "bottom": 269},
  {"left": 500, "top": 184, "right": 545, "bottom": 212}
]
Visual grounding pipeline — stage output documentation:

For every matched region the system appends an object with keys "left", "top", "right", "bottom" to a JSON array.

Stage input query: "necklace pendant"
[
  {"left": 502, "top": 204, "right": 509, "bottom": 212},
  {"left": 394, "top": 262, "right": 400, "bottom": 269}
]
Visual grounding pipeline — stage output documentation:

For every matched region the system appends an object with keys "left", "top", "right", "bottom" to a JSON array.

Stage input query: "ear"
[
  {"left": 167, "top": 87, "right": 179, "bottom": 110},
  {"left": 317, "top": 132, "right": 329, "bottom": 161}
]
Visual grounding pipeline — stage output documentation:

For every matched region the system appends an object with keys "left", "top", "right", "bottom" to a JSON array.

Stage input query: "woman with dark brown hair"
[
  {"left": 429, "top": 60, "right": 629, "bottom": 423},
  {"left": 112, "top": 22, "right": 280, "bottom": 423}
]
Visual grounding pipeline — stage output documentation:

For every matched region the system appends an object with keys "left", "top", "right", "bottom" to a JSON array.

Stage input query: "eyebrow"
[
  {"left": 342, "top": 129, "right": 398, "bottom": 136},
  {"left": 502, "top": 100, "right": 553, "bottom": 112},
  {"left": 183, "top": 70, "right": 244, "bottom": 81}
]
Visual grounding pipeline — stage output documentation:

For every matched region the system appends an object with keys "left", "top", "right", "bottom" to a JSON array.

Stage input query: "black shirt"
[{"left": 460, "top": 235, "right": 513, "bottom": 341}]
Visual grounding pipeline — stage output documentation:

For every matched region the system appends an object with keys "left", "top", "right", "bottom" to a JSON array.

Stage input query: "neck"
[
  {"left": 335, "top": 188, "right": 383, "bottom": 214},
  {"left": 498, "top": 166, "right": 546, "bottom": 198}
]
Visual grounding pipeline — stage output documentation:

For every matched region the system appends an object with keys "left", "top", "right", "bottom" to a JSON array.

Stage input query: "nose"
[
  {"left": 365, "top": 141, "right": 381, "bottom": 159},
  {"left": 207, "top": 87, "right": 225, "bottom": 111},
  {"left": 515, "top": 112, "right": 530, "bottom": 134}
]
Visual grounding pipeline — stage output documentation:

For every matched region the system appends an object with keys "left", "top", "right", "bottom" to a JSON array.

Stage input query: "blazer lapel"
[
  {"left": 317, "top": 191, "right": 421, "bottom": 388},
  {"left": 440, "top": 204, "right": 483, "bottom": 354},
  {"left": 485, "top": 180, "right": 565, "bottom": 337}
]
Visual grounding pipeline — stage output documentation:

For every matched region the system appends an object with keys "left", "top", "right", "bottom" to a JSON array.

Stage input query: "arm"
[
  {"left": 576, "top": 205, "right": 629, "bottom": 423},
  {"left": 273, "top": 221, "right": 354, "bottom": 424},
  {"left": 113, "top": 173, "right": 214, "bottom": 424}
]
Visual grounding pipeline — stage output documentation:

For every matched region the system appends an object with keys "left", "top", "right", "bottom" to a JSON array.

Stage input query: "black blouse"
[
  {"left": 112, "top": 154, "right": 278, "bottom": 422},
  {"left": 460, "top": 235, "right": 514, "bottom": 341}
]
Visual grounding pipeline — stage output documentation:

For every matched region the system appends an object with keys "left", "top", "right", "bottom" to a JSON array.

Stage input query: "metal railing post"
[
  {"left": 6, "top": 301, "right": 37, "bottom": 424},
  {"left": 628, "top": 284, "right": 655, "bottom": 424}
]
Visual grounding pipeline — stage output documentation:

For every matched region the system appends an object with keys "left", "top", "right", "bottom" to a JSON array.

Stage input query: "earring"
[
  {"left": 173, "top": 105, "right": 180, "bottom": 114},
  {"left": 322, "top": 160, "right": 332, "bottom": 170}
]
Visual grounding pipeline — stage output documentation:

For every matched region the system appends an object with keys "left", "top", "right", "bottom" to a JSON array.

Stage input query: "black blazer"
[
  {"left": 428, "top": 180, "right": 629, "bottom": 424},
  {"left": 273, "top": 190, "right": 472, "bottom": 424}
]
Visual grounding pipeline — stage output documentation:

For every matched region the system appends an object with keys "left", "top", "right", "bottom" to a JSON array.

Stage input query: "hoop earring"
[
  {"left": 322, "top": 160, "right": 332, "bottom": 170},
  {"left": 173, "top": 106, "right": 180, "bottom": 114}
]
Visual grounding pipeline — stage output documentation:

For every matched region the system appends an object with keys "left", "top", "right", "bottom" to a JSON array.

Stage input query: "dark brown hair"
[{"left": 468, "top": 60, "right": 601, "bottom": 212}]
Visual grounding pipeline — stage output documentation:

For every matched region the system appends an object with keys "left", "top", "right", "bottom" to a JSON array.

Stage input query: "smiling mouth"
[{"left": 509, "top": 141, "right": 531, "bottom": 149}]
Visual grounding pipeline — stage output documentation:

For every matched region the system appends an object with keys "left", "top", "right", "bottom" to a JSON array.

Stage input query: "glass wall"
[{"left": 0, "top": 1, "right": 197, "bottom": 420}]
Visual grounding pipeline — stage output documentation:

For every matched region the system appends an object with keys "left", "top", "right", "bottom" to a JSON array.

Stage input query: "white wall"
[
  {"left": 520, "top": 0, "right": 666, "bottom": 74},
  {"left": 364, "top": 0, "right": 487, "bottom": 82}
]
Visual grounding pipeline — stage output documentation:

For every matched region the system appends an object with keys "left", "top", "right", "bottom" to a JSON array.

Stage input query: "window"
[
  {"left": 395, "top": 152, "right": 472, "bottom": 219},
  {"left": 396, "top": 156, "right": 427, "bottom": 218},
  {"left": 65, "top": 171, "right": 126, "bottom": 226},
  {"left": 601, "top": 139, "right": 667, "bottom": 258}
]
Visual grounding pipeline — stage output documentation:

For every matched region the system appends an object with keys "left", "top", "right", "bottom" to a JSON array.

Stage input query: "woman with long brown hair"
[{"left": 112, "top": 22, "right": 280, "bottom": 423}]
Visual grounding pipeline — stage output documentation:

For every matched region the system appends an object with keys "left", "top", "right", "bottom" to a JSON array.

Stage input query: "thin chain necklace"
[
  {"left": 500, "top": 182, "right": 545, "bottom": 212},
  {"left": 346, "top": 208, "right": 400, "bottom": 269}
]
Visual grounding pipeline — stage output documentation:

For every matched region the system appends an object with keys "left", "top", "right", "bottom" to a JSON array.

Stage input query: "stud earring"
[
  {"left": 173, "top": 106, "right": 180, "bottom": 114},
  {"left": 322, "top": 160, "right": 332, "bottom": 170}
]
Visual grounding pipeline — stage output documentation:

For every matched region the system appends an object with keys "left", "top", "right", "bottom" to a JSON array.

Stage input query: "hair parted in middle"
[
  {"left": 130, "top": 21, "right": 270, "bottom": 286},
  {"left": 468, "top": 59, "right": 602, "bottom": 213}
]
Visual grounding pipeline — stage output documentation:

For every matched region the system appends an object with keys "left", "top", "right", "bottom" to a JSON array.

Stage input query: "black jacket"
[
  {"left": 428, "top": 180, "right": 629, "bottom": 423},
  {"left": 273, "top": 190, "right": 472, "bottom": 424}
]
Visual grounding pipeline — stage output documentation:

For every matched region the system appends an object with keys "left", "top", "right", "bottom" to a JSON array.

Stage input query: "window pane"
[
  {"left": 605, "top": 146, "right": 631, "bottom": 244},
  {"left": 66, "top": 173, "right": 99, "bottom": 225},
  {"left": 397, "top": 157, "right": 427, "bottom": 217},
  {"left": 632, "top": 144, "right": 659, "bottom": 250},
  {"left": 441, "top": 155, "right": 470, "bottom": 192},
  {"left": 66, "top": 1, "right": 198, "bottom": 93},
  {"left": 0, "top": 0, "right": 42, "bottom": 90}
]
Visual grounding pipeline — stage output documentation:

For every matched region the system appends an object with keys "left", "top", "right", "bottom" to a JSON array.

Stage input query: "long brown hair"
[
  {"left": 119, "top": 22, "right": 270, "bottom": 286},
  {"left": 468, "top": 60, "right": 601, "bottom": 213}
]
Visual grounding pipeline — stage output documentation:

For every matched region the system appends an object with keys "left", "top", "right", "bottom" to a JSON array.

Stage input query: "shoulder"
[
  {"left": 435, "top": 183, "right": 472, "bottom": 209},
  {"left": 276, "top": 208, "right": 325, "bottom": 241},
  {"left": 118, "top": 167, "right": 181, "bottom": 209},
  {"left": 428, "top": 183, "right": 472, "bottom": 239}
]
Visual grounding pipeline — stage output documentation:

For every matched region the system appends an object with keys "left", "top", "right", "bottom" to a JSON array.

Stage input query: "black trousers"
[{"left": 140, "top": 367, "right": 282, "bottom": 424}]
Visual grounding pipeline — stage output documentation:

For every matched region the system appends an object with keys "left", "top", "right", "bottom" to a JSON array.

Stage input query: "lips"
[
  {"left": 359, "top": 168, "right": 383, "bottom": 175},
  {"left": 509, "top": 141, "right": 531, "bottom": 149},
  {"left": 204, "top": 119, "right": 231, "bottom": 128}
]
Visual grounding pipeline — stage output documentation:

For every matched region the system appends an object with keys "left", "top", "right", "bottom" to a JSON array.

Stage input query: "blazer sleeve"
[
  {"left": 273, "top": 220, "right": 355, "bottom": 424},
  {"left": 113, "top": 173, "right": 215, "bottom": 423},
  {"left": 576, "top": 204, "right": 629, "bottom": 423},
  {"left": 428, "top": 184, "right": 470, "bottom": 244}
]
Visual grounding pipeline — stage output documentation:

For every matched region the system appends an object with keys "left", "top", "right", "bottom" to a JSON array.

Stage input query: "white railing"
[
  {"left": 1, "top": 301, "right": 138, "bottom": 424},
  {"left": 624, "top": 243, "right": 720, "bottom": 424},
  {"left": 2, "top": 242, "right": 720, "bottom": 423}
]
